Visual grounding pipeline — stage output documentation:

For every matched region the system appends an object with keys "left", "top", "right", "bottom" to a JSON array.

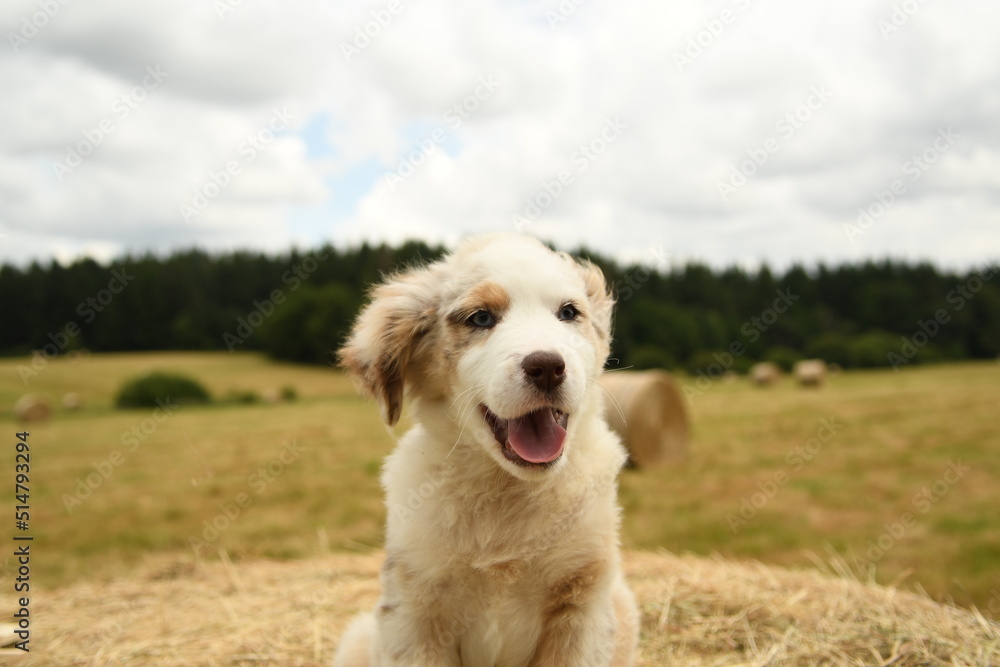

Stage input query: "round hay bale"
[
  {"left": 793, "top": 359, "right": 828, "bottom": 387},
  {"left": 750, "top": 362, "right": 781, "bottom": 387},
  {"left": 599, "top": 370, "right": 689, "bottom": 466},
  {"left": 62, "top": 392, "right": 84, "bottom": 410},
  {"left": 14, "top": 394, "right": 52, "bottom": 422}
]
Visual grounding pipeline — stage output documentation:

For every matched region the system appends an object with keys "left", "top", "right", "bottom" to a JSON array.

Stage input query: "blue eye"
[
  {"left": 468, "top": 310, "right": 496, "bottom": 328},
  {"left": 558, "top": 304, "right": 579, "bottom": 321}
]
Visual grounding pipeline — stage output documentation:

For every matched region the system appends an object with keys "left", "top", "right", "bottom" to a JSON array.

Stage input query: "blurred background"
[{"left": 1, "top": 0, "right": 999, "bottom": 633}]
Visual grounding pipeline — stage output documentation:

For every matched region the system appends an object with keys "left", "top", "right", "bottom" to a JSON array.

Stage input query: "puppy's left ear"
[
  {"left": 577, "top": 259, "right": 615, "bottom": 344},
  {"left": 338, "top": 266, "right": 440, "bottom": 426}
]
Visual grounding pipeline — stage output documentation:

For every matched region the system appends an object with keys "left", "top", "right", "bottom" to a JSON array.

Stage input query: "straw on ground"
[{"left": 5, "top": 550, "right": 997, "bottom": 666}]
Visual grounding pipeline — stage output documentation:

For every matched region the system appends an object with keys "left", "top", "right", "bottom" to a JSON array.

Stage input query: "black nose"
[{"left": 521, "top": 351, "right": 566, "bottom": 393}]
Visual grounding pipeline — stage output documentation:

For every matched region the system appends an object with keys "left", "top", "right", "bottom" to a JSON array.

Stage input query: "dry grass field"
[
  {"left": 0, "top": 351, "right": 998, "bottom": 663},
  {"left": 4, "top": 550, "right": 999, "bottom": 666}
]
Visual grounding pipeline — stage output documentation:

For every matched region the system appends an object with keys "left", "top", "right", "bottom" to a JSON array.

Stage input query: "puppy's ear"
[
  {"left": 338, "top": 267, "right": 439, "bottom": 426},
  {"left": 577, "top": 260, "right": 615, "bottom": 344}
]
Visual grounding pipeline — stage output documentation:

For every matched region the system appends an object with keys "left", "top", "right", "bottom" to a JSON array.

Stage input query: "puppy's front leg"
[
  {"left": 375, "top": 560, "right": 469, "bottom": 667},
  {"left": 374, "top": 602, "right": 465, "bottom": 667},
  {"left": 528, "top": 602, "right": 618, "bottom": 667},
  {"left": 529, "top": 560, "right": 621, "bottom": 667}
]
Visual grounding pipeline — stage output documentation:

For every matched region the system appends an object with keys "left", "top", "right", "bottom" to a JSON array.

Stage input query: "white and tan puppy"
[{"left": 334, "top": 234, "right": 638, "bottom": 667}]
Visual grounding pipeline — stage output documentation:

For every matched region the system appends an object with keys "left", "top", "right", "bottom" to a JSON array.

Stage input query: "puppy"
[{"left": 334, "top": 234, "right": 638, "bottom": 667}]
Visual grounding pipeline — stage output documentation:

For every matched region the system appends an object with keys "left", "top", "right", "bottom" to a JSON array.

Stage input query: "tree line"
[{"left": 4, "top": 242, "right": 998, "bottom": 374}]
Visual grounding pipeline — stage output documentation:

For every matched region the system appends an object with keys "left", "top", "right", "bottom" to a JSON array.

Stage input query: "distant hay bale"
[
  {"left": 794, "top": 359, "right": 828, "bottom": 387},
  {"left": 62, "top": 392, "right": 84, "bottom": 410},
  {"left": 600, "top": 370, "right": 689, "bottom": 466},
  {"left": 14, "top": 394, "right": 52, "bottom": 422},
  {"left": 750, "top": 362, "right": 781, "bottom": 387}
]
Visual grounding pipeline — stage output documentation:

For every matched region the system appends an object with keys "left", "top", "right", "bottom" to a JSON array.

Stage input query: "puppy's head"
[{"left": 338, "top": 234, "right": 614, "bottom": 479}]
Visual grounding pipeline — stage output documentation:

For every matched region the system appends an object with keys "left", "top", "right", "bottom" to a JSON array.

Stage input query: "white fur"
[{"left": 334, "top": 234, "right": 638, "bottom": 667}]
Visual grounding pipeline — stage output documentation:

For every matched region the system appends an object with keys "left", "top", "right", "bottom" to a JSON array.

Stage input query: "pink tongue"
[{"left": 508, "top": 409, "right": 566, "bottom": 463}]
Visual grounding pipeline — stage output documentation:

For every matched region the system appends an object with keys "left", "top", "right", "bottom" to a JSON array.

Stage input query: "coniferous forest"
[{"left": 4, "top": 242, "right": 999, "bottom": 374}]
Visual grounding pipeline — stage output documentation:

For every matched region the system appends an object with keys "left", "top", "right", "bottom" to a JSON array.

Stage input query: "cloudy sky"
[{"left": 1, "top": 0, "right": 997, "bottom": 270}]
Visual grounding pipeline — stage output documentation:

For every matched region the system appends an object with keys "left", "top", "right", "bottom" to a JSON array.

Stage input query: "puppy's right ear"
[
  {"left": 577, "top": 259, "right": 615, "bottom": 344},
  {"left": 338, "top": 266, "right": 439, "bottom": 426}
]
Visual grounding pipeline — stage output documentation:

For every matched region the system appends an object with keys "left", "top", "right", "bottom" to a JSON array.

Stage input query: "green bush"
[
  {"left": 225, "top": 389, "right": 260, "bottom": 404},
  {"left": 847, "top": 331, "right": 900, "bottom": 368},
  {"left": 116, "top": 372, "right": 211, "bottom": 408},
  {"left": 805, "top": 332, "right": 853, "bottom": 368},
  {"left": 685, "top": 349, "right": 756, "bottom": 376},
  {"left": 628, "top": 345, "right": 676, "bottom": 371},
  {"left": 280, "top": 385, "right": 298, "bottom": 401},
  {"left": 763, "top": 346, "right": 803, "bottom": 372},
  {"left": 258, "top": 284, "right": 359, "bottom": 365}
]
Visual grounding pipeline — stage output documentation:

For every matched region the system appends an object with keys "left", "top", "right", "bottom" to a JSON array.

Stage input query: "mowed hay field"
[{"left": 1, "top": 352, "right": 999, "bottom": 663}]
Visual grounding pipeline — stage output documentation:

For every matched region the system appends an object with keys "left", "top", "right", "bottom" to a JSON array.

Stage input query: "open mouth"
[{"left": 480, "top": 405, "right": 569, "bottom": 467}]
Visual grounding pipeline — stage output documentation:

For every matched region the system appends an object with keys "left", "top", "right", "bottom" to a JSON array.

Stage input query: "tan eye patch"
[{"left": 448, "top": 281, "right": 511, "bottom": 325}]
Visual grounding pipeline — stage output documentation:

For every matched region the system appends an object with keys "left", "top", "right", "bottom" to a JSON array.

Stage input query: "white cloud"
[{"left": 0, "top": 0, "right": 997, "bottom": 268}]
